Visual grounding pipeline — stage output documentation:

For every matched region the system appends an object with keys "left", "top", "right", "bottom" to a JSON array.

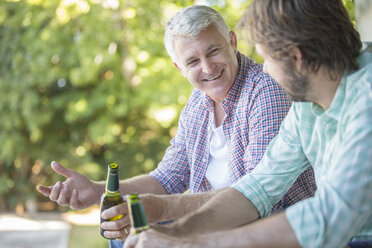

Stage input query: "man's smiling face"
[{"left": 174, "top": 25, "right": 238, "bottom": 103}]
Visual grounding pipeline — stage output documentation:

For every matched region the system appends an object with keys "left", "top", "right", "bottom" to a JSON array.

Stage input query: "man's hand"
[
  {"left": 100, "top": 203, "right": 131, "bottom": 241},
  {"left": 124, "top": 229, "right": 186, "bottom": 248},
  {"left": 100, "top": 194, "right": 165, "bottom": 241},
  {"left": 37, "top": 161, "right": 103, "bottom": 210}
]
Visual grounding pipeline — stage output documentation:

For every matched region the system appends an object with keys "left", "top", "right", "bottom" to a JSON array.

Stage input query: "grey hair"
[{"left": 164, "top": 5, "right": 231, "bottom": 64}]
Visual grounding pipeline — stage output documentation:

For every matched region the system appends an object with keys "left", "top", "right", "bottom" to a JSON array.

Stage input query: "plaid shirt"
[
  {"left": 150, "top": 52, "right": 316, "bottom": 210},
  {"left": 233, "top": 45, "right": 372, "bottom": 247}
]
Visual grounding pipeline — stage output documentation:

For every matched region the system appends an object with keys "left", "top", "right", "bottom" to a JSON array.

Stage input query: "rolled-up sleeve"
[
  {"left": 233, "top": 105, "right": 310, "bottom": 217},
  {"left": 149, "top": 108, "right": 190, "bottom": 194}
]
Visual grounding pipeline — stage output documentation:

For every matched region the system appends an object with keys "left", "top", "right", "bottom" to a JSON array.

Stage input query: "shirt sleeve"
[
  {"left": 149, "top": 107, "right": 190, "bottom": 194},
  {"left": 244, "top": 76, "right": 292, "bottom": 173},
  {"left": 233, "top": 104, "right": 311, "bottom": 217},
  {"left": 286, "top": 103, "right": 372, "bottom": 247}
]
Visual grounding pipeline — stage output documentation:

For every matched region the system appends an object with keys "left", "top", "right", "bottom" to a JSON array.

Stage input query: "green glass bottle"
[
  {"left": 100, "top": 163, "right": 124, "bottom": 239},
  {"left": 128, "top": 193, "right": 149, "bottom": 234}
]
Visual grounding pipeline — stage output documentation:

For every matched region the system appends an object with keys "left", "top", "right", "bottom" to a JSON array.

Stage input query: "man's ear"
[
  {"left": 174, "top": 62, "right": 186, "bottom": 77},
  {"left": 229, "top": 31, "right": 238, "bottom": 54},
  {"left": 291, "top": 46, "right": 303, "bottom": 72}
]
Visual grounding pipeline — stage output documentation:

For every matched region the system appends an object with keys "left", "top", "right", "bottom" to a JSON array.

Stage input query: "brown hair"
[{"left": 239, "top": 0, "right": 362, "bottom": 78}]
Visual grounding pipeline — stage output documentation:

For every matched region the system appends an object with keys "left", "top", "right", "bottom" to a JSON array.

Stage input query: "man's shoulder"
[
  {"left": 181, "top": 89, "right": 207, "bottom": 115},
  {"left": 238, "top": 52, "right": 283, "bottom": 94},
  {"left": 186, "top": 89, "right": 204, "bottom": 105},
  {"left": 238, "top": 52, "right": 264, "bottom": 81},
  {"left": 241, "top": 69, "right": 288, "bottom": 103},
  {"left": 344, "top": 62, "right": 372, "bottom": 113}
]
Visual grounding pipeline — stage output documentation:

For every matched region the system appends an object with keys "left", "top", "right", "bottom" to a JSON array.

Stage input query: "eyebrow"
[
  {"left": 184, "top": 43, "right": 222, "bottom": 64},
  {"left": 185, "top": 55, "right": 197, "bottom": 64},
  {"left": 206, "top": 43, "right": 220, "bottom": 52}
]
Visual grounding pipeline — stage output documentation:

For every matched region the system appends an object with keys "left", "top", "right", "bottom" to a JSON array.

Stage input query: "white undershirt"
[{"left": 205, "top": 124, "right": 230, "bottom": 190}]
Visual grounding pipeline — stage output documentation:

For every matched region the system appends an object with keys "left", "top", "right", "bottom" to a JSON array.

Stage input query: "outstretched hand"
[{"left": 37, "top": 161, "right": 103, "bottom": 210}]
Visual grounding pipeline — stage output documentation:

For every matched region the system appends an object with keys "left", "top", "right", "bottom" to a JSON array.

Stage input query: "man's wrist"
[
  {"left": 171, "top": 216, "right": 194, "bottom": 237},
  {"left": 141, "top": 194, "right": 165, "bottom": 223},
  {"left": 93, "top": 182, "right": 106, "bottom": 205}
]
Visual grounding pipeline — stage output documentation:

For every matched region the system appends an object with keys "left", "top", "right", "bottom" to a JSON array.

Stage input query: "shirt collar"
[
  {"left": 313, "top": 43, "right": 372, "bottom": 120},
  {"left": 311, "top": 73, "right": 346, "bottom": 121},
  {"left": 311, "top": 43, "right": 372, "bottom": 120}
]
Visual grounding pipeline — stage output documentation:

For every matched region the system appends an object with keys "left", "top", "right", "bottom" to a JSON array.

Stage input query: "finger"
[
  {"left": 115, "top": 227, "right": 130, "bottom": 241},
  {"left": 70, "top": 189, "right": 79, "bottom": 210},
  {"left": 51, "top": 161, "right": 75, "bottom": 178},
  {"left": 101, "top": 202, "right": 128, "bottom": 220},
  {"left": 36, "top": 185, "right": 52, "bottom": 197},
  {"left": 123, "top": 233, "right": 139, "bottom": 248},
  {"left": 49, "top": 181, "right": 63, "bottom": 201},
  {"left": 103, "top": 228, "right": 129, "bottom": 240},
  {"left": 101, "top": 217, "right": 130, "bottom": 231},
  {"left": 56, "top": 183, "right": 71, "bottom": 206}
]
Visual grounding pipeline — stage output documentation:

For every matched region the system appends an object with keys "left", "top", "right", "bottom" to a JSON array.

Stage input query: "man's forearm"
[
  {"left": 169, "top": 187, "right": 260, "bottom": 235},
  {"left": 188, "top": 212, "right": 301, "bottom": 248},
  {"left": 94, "top": 175, "right": 168, "bottom": 205},
  {"left": 119, "top": 175, "right": 168, "bottom": 195},
  {"left": 143, "top": 190, "right": 221, "bottom": 222}
]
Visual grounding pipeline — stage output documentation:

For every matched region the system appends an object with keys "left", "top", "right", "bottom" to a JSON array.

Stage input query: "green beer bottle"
[
  {"left": 100, "top": 163, "right": 124, "bottom": 239},
  {"left": 128, "top": 193, "right": 149, "bottom": 234}
]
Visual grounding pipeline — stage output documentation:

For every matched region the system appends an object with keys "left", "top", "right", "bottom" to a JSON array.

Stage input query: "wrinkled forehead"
[{"left": 173, "top": 26, "right": 228, "bottom": 57}]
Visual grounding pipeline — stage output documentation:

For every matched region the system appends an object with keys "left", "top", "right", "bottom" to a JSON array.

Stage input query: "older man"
[
  {"left": 125, "top": 1, "right": 372, "bottom": 248},
  {"left": 37, "top": 5, "right": 315, "bottom": 248}
]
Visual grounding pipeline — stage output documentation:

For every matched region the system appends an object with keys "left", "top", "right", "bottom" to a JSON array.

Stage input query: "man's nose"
[{"left": 201, "top": 59, "right": 215, "bottom": 74}]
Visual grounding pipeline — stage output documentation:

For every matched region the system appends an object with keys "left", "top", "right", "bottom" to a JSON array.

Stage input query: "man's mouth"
[{"left": 203, "top": 70, "right": 224, "bottom": 82}]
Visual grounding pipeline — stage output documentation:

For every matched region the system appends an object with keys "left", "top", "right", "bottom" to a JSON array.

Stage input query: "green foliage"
[
  {"left": 0, "top": 0, "right": 356, "bottom": 212},
  {"left": 343, "top": 0, "right": 355, "bottom": 22},
  {"left": 0, "top": 0, "right": 246, "bottom": 212}
]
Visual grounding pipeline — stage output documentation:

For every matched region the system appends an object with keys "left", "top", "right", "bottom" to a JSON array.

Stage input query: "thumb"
[
  {"left": 36, "top": 185, "right": 52, "bottom": 196},
  {"left": 51, "top": 161, "right": 75, "bottom": 178}
]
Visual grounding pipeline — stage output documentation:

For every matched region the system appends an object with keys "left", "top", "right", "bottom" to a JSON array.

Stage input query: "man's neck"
[{"left": 309, "top": 68, "right": 344, "bottom": 110}]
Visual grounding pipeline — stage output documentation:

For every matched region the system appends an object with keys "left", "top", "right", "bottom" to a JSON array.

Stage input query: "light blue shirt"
[{"left": 233, "top": 44, "right": 372, "bottom": 248}]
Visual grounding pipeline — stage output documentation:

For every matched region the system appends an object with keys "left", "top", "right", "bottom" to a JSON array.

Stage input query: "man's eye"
[
  {"left": 187, "top": 60, "right": 198, "bottom": 66},
  {"left": 208, "top": 48, "right": 220, "bottom": 56}
]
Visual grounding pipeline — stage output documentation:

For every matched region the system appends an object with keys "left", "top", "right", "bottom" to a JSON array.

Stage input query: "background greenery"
[{"left": 0, "top": 0, "right": 355, "bottom": 213}]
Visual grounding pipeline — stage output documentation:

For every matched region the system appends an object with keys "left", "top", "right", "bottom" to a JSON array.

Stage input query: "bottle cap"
[{"left": 106, "top": 163, "right": 119, "bottom": 192}]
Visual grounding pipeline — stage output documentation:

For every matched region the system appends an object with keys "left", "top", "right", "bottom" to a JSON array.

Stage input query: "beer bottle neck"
[
  {"left": 106, "top": 165, "right": 120, "bottom": 193},
  {"left": 128, "top": 193, "right": 149, "bottom": 233}
]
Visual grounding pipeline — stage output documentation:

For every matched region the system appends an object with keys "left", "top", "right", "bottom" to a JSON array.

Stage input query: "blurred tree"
[
  {"left": 0, "top": 0, "right": 191, "bottom": 212},
  {"left": 0, "top": 0, "right": 355, "bottom": 213},
  {"left": 0, "top": 0, "right": 249, "bottom": 212}
]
